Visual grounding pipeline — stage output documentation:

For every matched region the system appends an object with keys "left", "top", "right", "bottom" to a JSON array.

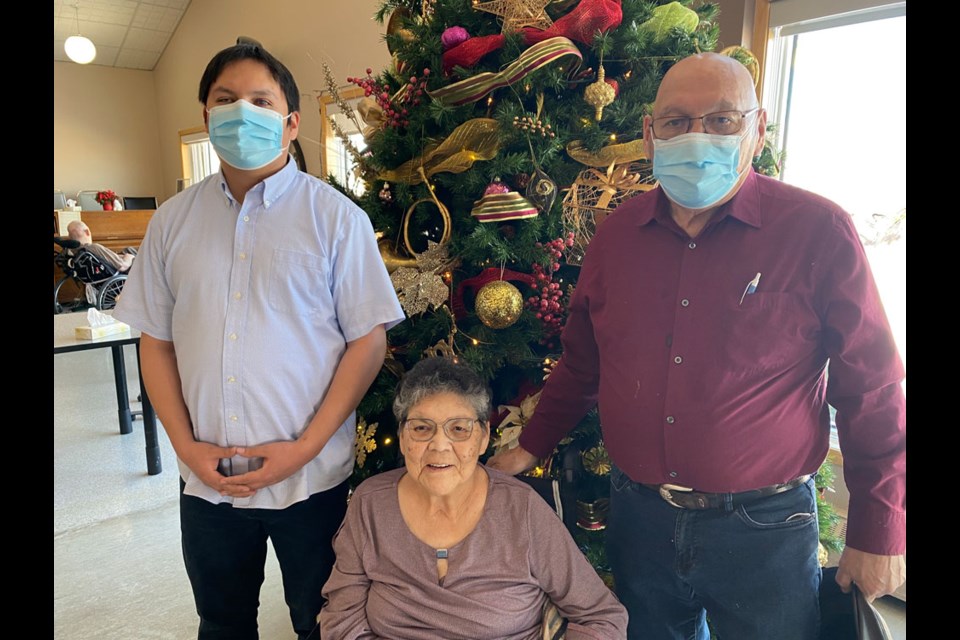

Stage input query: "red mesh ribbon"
[
  {"left": 452, "top": 267, "right": 537, "bottom": 319},
  {"left": 443, "top": 0, "right": 623, "bottom": 73}
]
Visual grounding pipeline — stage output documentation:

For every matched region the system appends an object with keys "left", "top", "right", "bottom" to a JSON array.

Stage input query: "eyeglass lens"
[
  {"left": 653, "top": 110, "right": 749, "bottom": 139},
  {"left": 403, "top": 418, "right": 476, "bottom": 441}
]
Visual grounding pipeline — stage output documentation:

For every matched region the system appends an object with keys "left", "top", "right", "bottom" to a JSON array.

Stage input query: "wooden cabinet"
[{"left": 54, "top": 209, "right": 156, "bottom": 304}]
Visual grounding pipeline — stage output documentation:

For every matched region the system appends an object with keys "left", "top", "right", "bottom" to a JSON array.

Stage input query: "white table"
[{"left": 54, "top": 312, "right": 162, "bottom": 475}]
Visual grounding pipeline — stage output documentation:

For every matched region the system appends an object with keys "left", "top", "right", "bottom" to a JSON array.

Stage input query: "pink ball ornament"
[{"left": 441, "top": 26, "right": 470, "bottom": 51}]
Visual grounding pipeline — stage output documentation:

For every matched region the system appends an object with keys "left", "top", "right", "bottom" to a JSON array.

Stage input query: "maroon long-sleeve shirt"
[{"left": 519, "top": 169, "right": 906, "bottom": 555}]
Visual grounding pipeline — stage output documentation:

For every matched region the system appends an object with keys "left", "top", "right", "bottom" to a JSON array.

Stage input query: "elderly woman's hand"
[{"left": 486, "top": 445, "right": 539, "bottom": 476}]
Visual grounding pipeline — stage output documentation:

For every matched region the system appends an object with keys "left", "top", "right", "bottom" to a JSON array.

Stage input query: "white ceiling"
[{"left": 53, "top": 0, "right": 192, "bottom": 70}]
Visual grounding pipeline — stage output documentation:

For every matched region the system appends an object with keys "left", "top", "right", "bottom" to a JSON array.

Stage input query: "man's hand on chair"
[{"left": 487, "top": 445, "right": 539, "bottom": 475}]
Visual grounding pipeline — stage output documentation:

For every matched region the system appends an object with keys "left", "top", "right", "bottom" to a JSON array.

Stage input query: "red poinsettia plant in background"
[{"left": 95, "top": 190, "right": 118, "bottom": 206}]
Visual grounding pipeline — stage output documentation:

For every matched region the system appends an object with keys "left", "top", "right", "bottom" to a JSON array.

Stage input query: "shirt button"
[
  {"left": 230, "top": 415, "right": 238, "bottom": 422},
  {"left": 688, "top": 242, "right": 696, "bottom": 249},
  {"left": 674, "top": 356, "right": 683, "bottom": 364},
  {"left": 264, "top": 200, "right": 271, "bottom": 207},
  {"left": 666, "top": 416, "right": 675, "bottom": 424},
  {"left": 669, "top": 471, "right": 678, "bottom": 478},
  {"left": 243, "top": 215, "right": 250, "bottom": 222},
  {"left": 234, "top": 292, "right": 242, "bottom": 300},
  {"left": 227, "top": 376, "right": 236, "bottom": 383},
  {"left": 229, "top": 333, "right": 237, "bottom": 341},
  {"left": 680, "top": 299, "right": 690, "bottom": 307},
  {"left": 239, "top": 252, "right": 247, "bottom": 260}
]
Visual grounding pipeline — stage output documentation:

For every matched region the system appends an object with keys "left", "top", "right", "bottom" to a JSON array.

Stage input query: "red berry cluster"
[
  {"left": 527, "top": 232, "right": 576, "bottom": 339},
  {"left": 347, "top": 68, "right": 431, "bottom": 129}
]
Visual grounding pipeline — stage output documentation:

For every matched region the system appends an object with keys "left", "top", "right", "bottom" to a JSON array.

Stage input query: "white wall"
[{"left": 54, "top": 62, "right": 164, "bottom": 203}]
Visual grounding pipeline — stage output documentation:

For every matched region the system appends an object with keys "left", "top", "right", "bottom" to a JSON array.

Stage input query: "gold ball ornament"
[
  {"left": 584, "top": 65, "right": 616, "bottom": 121},
  {"left": 475, "top": 280, "right": 524, "bottom": 329}
]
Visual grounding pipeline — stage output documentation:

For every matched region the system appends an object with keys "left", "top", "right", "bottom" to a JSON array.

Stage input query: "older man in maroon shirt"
[{"left": 489, "top": 53, "right": 905, "bottom": 640}]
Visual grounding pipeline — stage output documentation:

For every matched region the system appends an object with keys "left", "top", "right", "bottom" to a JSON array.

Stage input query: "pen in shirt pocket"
[{"left": 739, "top": 272, "right": 762, "bottom": 306}]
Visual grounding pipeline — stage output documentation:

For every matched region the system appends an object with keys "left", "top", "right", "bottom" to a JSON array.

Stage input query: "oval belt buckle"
[{"left": 659, "top": 483, "right": 694, "bottom": 508}]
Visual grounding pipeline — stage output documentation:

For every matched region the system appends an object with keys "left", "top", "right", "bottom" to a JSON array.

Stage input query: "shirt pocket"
[
  {"left": 268, "top": 249, "right": 331, "bottom": 316},
  {"left": 718, "top": 292, "right": 818, "bottom": 374}
]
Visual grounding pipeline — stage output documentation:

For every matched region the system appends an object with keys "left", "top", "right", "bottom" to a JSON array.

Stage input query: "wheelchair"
[{"left": 53, "top": 237, "right": 128, "bottom": 314}]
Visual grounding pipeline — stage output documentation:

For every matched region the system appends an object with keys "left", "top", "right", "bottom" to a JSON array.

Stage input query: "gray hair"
[{"left": 393, "top": 358, "right": 492, "bottom": 429}]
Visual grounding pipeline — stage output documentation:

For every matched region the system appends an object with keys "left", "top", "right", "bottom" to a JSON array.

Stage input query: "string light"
[
  {"left": 609, "top": 133, "right": 617, "bottom": 141},
  {"left": 486, "top": 96, "right": 494, "bottom": 106},
  {"left": 383, "top": 437, "right": 392, "bottom": 445}
]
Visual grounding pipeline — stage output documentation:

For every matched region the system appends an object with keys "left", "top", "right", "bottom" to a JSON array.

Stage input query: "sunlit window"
[
  {"left": 762, "top": 5, "right": 906, "bottom": 380},
  {"left": 325, "top": 112, "right": 367, "bottom": 198},
  {"left": 180, "top": 130, "right": 221, "bottom": 185}
]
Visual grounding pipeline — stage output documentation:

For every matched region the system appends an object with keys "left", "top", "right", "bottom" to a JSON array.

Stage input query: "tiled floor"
[
  {"left": 54, "top": 341, "right": 297, "bottom": 640},
  {"left": 53, "top": 331, "right": 905, "bottom": 639}
]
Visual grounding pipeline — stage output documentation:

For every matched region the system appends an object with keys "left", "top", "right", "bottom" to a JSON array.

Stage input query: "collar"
[
  {"left": 217, "top": 153, "right": 299, "bottom": 209},
  {"left": 636, "top": 168, "right": 763, "bottom": 230}
]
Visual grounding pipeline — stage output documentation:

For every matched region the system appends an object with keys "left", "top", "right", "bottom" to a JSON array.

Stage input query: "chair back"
[
  {"left": 820, "top": 567, "right": 894, "bottom": 640},
  {"left": 77, "top": 190, "right": 103, "bottom": 211},
  {"left": 122, "top": 196, "right": 158, "bottom": 209},
  {"left": 541, "top": 599, "right": 567, "bottom": 640}
]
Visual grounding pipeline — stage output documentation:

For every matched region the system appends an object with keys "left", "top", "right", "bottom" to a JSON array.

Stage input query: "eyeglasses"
[
  {"left": 651, "top": 108, "right": 759, "bottom": 140},
  {"left": 400, "top": 417, "right": 480, "bottom": 442}
]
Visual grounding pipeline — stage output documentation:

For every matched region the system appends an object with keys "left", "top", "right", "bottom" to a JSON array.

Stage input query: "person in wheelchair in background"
[
  {"left": 66, "top": 220, "right": 138, "bottom": 273},
  {"left": 53, "top": 220, "right": 135, "bottom": 312}
]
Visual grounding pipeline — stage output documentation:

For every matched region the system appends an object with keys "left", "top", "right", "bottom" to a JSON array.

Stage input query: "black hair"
[{"left": 197, "top": 43, "right": 300, "bottom": 115}]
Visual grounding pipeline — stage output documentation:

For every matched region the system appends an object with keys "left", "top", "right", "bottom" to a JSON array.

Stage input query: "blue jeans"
[
  {"left": 606, "top": 467, "right": 821, "bottom": 640},
  {"left": 180, "top": 480, "right": 349, "bottom": 640}
]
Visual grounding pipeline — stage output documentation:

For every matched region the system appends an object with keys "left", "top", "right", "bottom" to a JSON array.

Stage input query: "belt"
[{"left": 640, "top": 475, "right": 811, "bottom": 510}]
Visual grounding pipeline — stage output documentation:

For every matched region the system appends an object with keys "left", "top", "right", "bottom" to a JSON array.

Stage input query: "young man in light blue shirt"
[{"left": 114, "top": 43, "right": 405, "bottom": 640}]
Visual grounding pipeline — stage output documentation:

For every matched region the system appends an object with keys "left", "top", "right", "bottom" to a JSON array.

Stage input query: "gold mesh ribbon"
[
  {"left": 378, "top": 118, "right": 501, "bottom": 185},
  {"left": 566, "top": 139, "right": 647, "bottom": 167}
]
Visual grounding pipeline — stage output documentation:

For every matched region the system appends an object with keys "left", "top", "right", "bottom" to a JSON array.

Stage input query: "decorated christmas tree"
[{"left": 320, "top": 0, "right": 836, "bottom": 578}]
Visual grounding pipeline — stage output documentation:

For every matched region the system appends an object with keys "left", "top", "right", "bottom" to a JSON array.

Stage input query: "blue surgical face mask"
[
  {"left": 651, "top": 131, "right": 746, "bottom": 210},
  {"left": 206, "top": 99, "right": 291, "bottom": 171}
]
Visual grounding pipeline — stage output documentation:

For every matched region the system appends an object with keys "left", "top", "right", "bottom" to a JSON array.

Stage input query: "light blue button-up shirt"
[{"left": 114, "top": 158, "right": 405, "bottom": 509}]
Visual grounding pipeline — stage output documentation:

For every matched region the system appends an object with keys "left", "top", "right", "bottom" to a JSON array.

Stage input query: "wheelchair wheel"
[{"left": 96, "top": 274, "right": 127, "bottom": 310}]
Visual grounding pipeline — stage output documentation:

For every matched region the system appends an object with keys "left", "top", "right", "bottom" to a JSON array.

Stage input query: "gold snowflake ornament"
[
  {"left": 355, "top": 418, "right": 378, "bottom": 468},
  {"left": 474, "top": 0, "right": 554, "bottom": 33},
  {"left": 390, "top": 241, "right": 450, "bottom": 316}
]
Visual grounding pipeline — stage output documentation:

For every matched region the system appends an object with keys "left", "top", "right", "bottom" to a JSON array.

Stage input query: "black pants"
[{"left": 179, "top": 480, "right": 349, "bottom": 640}]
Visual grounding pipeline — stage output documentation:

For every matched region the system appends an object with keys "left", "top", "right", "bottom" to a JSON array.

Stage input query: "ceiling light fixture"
[{"left": 64, "top": 3, "right": 96, "bottom": 64}]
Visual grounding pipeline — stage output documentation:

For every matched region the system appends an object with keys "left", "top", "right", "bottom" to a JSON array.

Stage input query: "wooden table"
[{"left": 54, "top": 311, "right": 162, "bottom": 475}]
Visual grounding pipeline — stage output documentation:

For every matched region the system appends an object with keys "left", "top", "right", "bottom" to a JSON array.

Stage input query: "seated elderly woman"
[{"left": 319, "top": 357, "right": 627, "bottom": 639}]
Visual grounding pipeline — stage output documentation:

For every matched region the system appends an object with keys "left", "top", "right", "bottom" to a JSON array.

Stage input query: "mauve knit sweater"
[{"left": 320, "top": 466, "right": 627, "bottom": 639}]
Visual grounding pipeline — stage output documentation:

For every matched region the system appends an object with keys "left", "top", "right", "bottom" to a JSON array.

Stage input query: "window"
[
  {"left": 318, "top": 87, "right": 368, "bottom": 198},
  {"left": 761, "top": 3, "right": 906, "bottom": 379},
  {"left": 179, "top": 127, "right": 221, "bottom": 186}
]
